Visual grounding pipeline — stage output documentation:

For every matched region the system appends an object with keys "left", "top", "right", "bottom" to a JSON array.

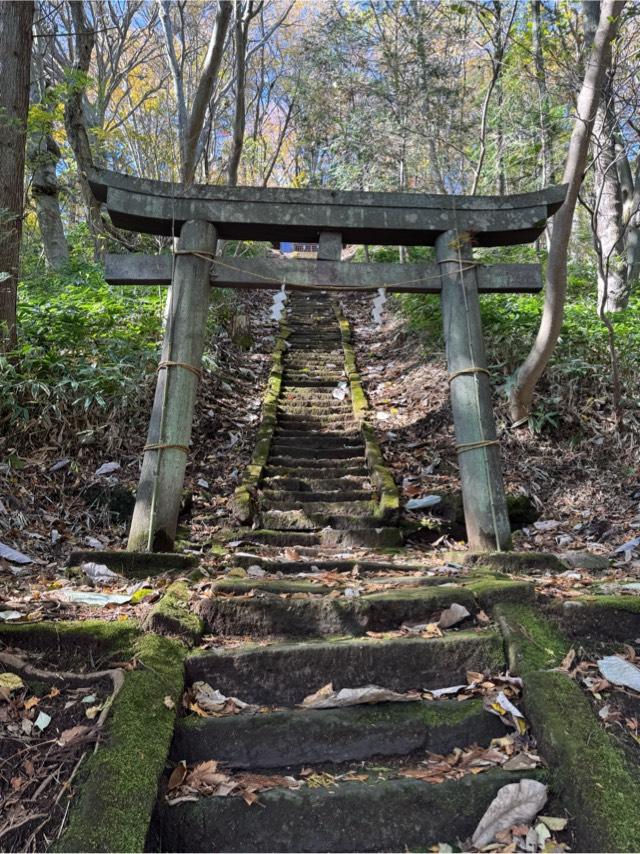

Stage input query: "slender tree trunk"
[
  {"left": 227, "top": 5, "right": 248, "bottom": 187},
  {"left": 532, "top": 0, "right": 554, "bottom": 248},
  {"left": 29, "top": 132, "right": 69, "bottom": 270},
  {"left": 0, "top": 1, "right": 33, "bottom": 351},
  {"left": 584, "top": 0, "right": 628, "bottom": 312},
  {"left": 509, "top": 0, "right": 626, "bottom": 422}
]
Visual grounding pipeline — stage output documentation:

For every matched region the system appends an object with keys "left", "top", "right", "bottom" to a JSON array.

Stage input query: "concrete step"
[
  {"left": 259, "top": 509, "right": 382, "bottom": 531},
  {"left": 197, "top": 584, "right": 477, "bottom": 638},
  {"left": 262, "top": 477, "right": 372, "bottom": 494},
  {"left": 185, "top": 630, "right": 503, "bottom": 706},
  {"left": 260, "top": 490, "right": 374, "bottom": 505},
  {"left": 171, "top": 697, "right": 506, "bottom": 768},
  {"left": 268, "top": 445, "right": 364, "bottom": 460},
  {"left": 266, "top": 456, "right": 365, "bottom": 470},
  {"left": 155, "top": 769, "right": 540, "bottom": 852}
]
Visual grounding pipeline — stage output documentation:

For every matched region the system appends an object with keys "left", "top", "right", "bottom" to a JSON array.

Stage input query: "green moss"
[
  {"left": 524, "top": 670, "right": 640, "bottom": 852},
  {"left": 466, "top": 577, "right": 534, "bottom": 608},
  {"left": 213, "top": 578, "right": 334, "bottom": 595},
  {"left": 144, "top": 581, "right": 203, "bottom": 644},
  {"left": 57, "top": 634, "right": 186, "bottom": 853},
  {"left": 465, "top": 551, "right": 566, "bottom": 575},
  {"left": 0, "top": 619, "right": 138, "bottom": 668},
  {"left": 494, "top": 603, "right": 569, "bottom": 675}
]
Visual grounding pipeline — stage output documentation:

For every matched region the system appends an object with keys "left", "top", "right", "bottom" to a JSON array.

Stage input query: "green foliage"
[
  {"left": 0, "top": 225, "right": 241, "bottom": 444},
  {"left": 397, "top": 257, "right": 640, "bottom": 432}
]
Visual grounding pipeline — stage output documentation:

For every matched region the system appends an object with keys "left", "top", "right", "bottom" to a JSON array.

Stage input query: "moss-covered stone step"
[
  {"left": 259, "top": 509, "right": 382, "bottom": 531},
  {"left": 262, "top": 476, "right": 372, "bottom": 492},
  {"left": 246, "top": 527, "right": 402, "bottom": 548},
  {"left": 154, "top": 769, "right": 543, "bottom": 853},
  {"left": 143, "top": 581, "right": 204, "bottom": 645},
  {"left": 68, "top": 549, "right": 198, "bottom": 579},
  {"left": 261, "top": 499, "right": 375, "bottom": 515},
  {"left": 197, "top": 584, "right": 478, "bottom": 638},
  {"left": 261, "top": 489, "right": 374, "bottom": 505},
  {"left": 264, "top": 464, "right": 369, "bottom": 479},
  {"left": 524, "top": 671, "right": 640, "bottom": 852},
  {"left": 268, "top": 446, "right": 365, "bottom": 460},
  {"left": 270, "top": 437, "right": 364, "bottom": 451},
  {"left": 545, "top": 596, "right": 640, "bottom": 643},
  {"left": 185, "top": 630, "right": 503, "bottom": 706},
  {"left": 172, "top": 697, "right": 507, "bottom": 768},
  {"left": 276, "top": 414, "right": 358, "bottom": 427},
  {"left": 273, "top": 429, "right": 361, "bottom": 441},
  {"left": 53, "top": 629, "right": 187, "bottom": 853},
  {"left": 230, "top": 553, "right": 430, "bottom": 573}
]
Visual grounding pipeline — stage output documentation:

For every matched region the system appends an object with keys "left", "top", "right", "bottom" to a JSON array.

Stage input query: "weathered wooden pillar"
[
  {"left": 128, "top": 220, "right": 217, "bottom": 552},
  {"left": 435, "top": 230, "right": 511, "bottom": 551}
]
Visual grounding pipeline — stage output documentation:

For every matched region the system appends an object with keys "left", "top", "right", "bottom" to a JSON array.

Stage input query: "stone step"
[
  {"left": 197, "top": 584, "right": 477, "bottom": 638},
  {"left": 231, "top": 553, "right": 432, "bottom": 574},
  {"left": 268, "top": 445, "right": 364, "bottom": 460},
  {"left": 185, "top": 630, "right": 503, "bottom": 706},
  {"left": 273, "top": 428, "right": 361, "bottom": 439},
  {"left": 171, "top": 697, "right": 506, "bottom": 768},
  {"left": 276, "top": 404, "right": 353, "bottom": 415},
  {"left": 275, "top": 418, "right": 359, "bottom": 431},
  {"left": 260, "top": 490, "right": 374, "bottom": 505},
  {"left": 155, "top": 769, "right": 540, "bottom": 853},
  {"left": 248, "top": 526, "right": 401, "bottom": 549},
  {"left": 263, "top": 465, "right": 369, "bottom": 480},
  {"left": 271, "top": 435, "right": 364, "bottom": 448},
  {"left": 261, "top": 476, "right": 372, "bottom": 492},
  {"left": 267, "top": 452, "right": 366, "bottom": 472},
  {"left": 259, "top": 509, "right": 382, "bottom": 531},
  {"left": 262, "top": 498, "right": 374, "bottom": 513}
]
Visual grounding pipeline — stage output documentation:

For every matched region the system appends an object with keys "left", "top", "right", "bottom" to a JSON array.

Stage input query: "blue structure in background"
[{"left": 280, "top": 242, "right": 294, "bottom": 252}]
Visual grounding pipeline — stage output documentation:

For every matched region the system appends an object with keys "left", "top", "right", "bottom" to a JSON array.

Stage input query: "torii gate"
[{"left": 88, "top": 169, "right": 565, "bottom": 555}]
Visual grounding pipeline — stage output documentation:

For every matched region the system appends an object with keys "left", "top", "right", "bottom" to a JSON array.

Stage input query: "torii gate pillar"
[
  {"left": 436, "top": 230, "right": 512, "bottom": 551},
  {"left": 128, "top": 220, "right": 217, "bottom": 552}
]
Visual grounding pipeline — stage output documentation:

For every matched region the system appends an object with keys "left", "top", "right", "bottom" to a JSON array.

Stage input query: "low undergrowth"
[{"left": 395, "top": 249, "right": 640, "bottom": 436}]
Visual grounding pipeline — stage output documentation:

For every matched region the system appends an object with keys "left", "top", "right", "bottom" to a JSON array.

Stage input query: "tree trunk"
[
  {"left": 509, "top": 0, "right": 626, "bottom": 423},
  {"left": 64, "top": 0, "right": 105, "bottom": 252},
  {"left": 584, "top": 0, "right": 628, "bottom": 312},
  {"left": 0, "top": 1, "right": 33, "bottom": 351},
  {"left": 227, "top": 5, "right": 248, "bottom": 187},
  {"left": 29, "top": 132, "right": 69, "bottom": 270},
  {"left": 532, "top": 0, "right": 554, "bottom": 248}
]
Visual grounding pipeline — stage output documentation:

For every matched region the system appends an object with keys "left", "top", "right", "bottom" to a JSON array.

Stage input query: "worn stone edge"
[
  {"left": 495, "top": 601, "right": 640, "bottom": 851},
  {"left": 68, "top": 549, "right": 198, "bottom": 578},
  {"left": 143, "top": 580, "right": 204, "bottom": 645},
  {"left": 333, "top": 302, "right": 400, "bottom": 523},
  {"left": 54, "top": 630, "right": 187, "bottom": 853},
  {"left": 230, "top": 313, "right": 290, "bottom": 523}
]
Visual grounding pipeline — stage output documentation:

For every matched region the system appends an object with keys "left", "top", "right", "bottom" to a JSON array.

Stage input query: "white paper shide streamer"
[
  {"left": 372, "top": 287, "right": 387, "bottom": 326},
  {"left": 270, "top": 284, "right": 287, "bottom": 321}
]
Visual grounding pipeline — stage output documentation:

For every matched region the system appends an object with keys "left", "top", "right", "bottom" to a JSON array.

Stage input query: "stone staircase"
[
  {"left": 154, "top": 555, "right": 538, "bottom": 852},
  {"left": 246, "top": 292, "right": 400, "bottom": 550},
  {"left": 148, "top": 291, "right": 640, "bottom": 852}
]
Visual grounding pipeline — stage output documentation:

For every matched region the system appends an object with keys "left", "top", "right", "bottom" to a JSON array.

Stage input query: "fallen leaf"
[
  {"left": 301, "top": 683, "right": 419, "bottom": 709},
  {"left": 539, "top": 816, "right": 568, "bottom": 832},
  {"left": 58, "top": 724, "right": 93, "bottom": 746},
  {"left": 95, "top": 461, "right": 120, "bottom": 477},
  {"left": 164, "top": 696, "right": 176, "bottom": 710},
  {"left": 168, "top": 761, "right": 188, "bottom": 790},
  {"left": 0, "top": 673, "right": 24, "bottom": 693},
  {"left": 472, "top": 779, "right": 548, "bottom": 848},
  {"left": 283, "top": 547, "right": 300, "bottom": 561}
]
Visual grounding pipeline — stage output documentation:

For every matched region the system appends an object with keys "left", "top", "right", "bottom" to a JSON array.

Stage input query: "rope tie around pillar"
[
  {"left": 158, "top": 360, "right": 203, "bottom": 380},
  {"left": 173, "top": 248, "right": 216, "bottom": 263},
  {"left": 455, "top": 438, "right": 501, "bottom": 454},
  {"left": 448, "top": 366, "right": 490, "bottom": 383},
  {"left": 143, "top": 442, "right": 190, "bottom": 453}
]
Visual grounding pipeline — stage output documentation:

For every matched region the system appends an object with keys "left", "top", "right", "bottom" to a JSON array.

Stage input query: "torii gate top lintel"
[{"left": 89, "top": 168, "right": 566, "bottom": 247}]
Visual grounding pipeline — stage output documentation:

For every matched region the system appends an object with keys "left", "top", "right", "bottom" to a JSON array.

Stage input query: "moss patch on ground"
[
  {"left": 56, "top": 633, "right": 186, "bottom": 853},
  {"left": 524, "top": 670, "right": 640, "bottom": 852},
  {"left": 494, "top": 602, "right": 570, "bottom": 675},
  {"left": 143, "top": 580, "right": 203, "bottom": 645},
  {"left": 466, "top": 576, "right": 534, "bottom": 608}
]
